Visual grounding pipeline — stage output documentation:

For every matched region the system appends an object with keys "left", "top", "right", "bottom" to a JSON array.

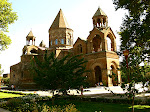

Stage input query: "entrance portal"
[
  {"left": 94, "top": 66, "right": 102, "bottom": 84},
  {"left": 111, "top": 65, "right": 118, "bottom": 86}
]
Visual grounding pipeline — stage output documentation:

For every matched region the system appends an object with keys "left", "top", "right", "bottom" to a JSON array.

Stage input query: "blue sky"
[{"left": 0, "top": 0, "right": 127, "bottom": 74}]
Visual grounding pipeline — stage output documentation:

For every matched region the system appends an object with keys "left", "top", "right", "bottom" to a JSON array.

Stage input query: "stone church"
[{"left": 10, "top": 8, "right": 121, "bottom": 89}]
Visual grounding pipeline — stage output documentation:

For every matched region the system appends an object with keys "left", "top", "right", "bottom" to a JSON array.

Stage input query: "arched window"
[
  {"left": 67, "top": 38, "right": 71, "bottom": 45},
  {"left": 107, "top": 33, "right": 115, "bottom": 51},
  {"left": 50, "top": 41, "right": 52, "bottom": 45},
  {"left": 55, "top": 39, "right": 58, "bottom": 45},
  {"left": 13, "top": 74, "right": 15, "bottom": 78},
  {"left": 97, "top": 18, "right": 101, "bottom": 27},
  {"left": 92, "top": 35, "right": 102, "bottom": 52},
  {"left": 61, "top": 39, "right": 64, "bottom": 44},
  {"left": 106, "top": 37, "right": 111, "bottom": 51},
  {"left": 77, "top": 44, "right": 82, "bottom": 53}
]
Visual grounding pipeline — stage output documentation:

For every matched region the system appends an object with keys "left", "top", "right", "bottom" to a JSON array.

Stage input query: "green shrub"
[
  {"left": 0, "top": 94, "right": 79, "bottom": 112},
  {"left": 2, "top": 77, "right": 10, "bottom": 86},
  {"left": 6, "top": 98, "right": 24, "bottom": 110},
  {"left": 40, "top": 104, "right": 79, "bottom": 112}
]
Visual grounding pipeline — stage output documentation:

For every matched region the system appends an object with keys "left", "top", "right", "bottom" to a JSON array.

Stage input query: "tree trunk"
[
  {"left": 52, "top": 91, "right": 55, "bottom": 105},
  {"left": 132, "top": 96, "right": 134, "bottom": 112},
  {"left": 63, "top": 90, "right": 68, "bottom": 96}
]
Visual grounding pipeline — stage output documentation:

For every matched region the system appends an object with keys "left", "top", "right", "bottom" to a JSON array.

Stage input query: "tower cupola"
[
  {"left": 92, "top": 7, "right": 108, "bottom": 28},
  {"left": 26, "top": 30, "right": 36, "bottom": 45},
  {"left": 48, "top": 9, "right": 73, "bottom": 48}
]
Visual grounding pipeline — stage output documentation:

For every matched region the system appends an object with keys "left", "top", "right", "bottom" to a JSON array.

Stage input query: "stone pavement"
[
  {"left": 0, "top": 108, "right": 11, "bottom": 112},
  {"left": 0, "top": 101, "right": 11, "bottom": 112},
  {"left": 20, "top": 86, "right": 150, "bottom": 99}
]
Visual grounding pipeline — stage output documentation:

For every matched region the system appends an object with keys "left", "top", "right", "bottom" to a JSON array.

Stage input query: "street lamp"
[
  {"left": 123, "top": 49, "right": 129, "bottom": 68},
  {"left": 123, "top": 49, "right": 130, "bottom": 82}
]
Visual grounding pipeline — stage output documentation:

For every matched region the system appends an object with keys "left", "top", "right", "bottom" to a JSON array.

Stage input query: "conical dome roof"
[
  {"left": 26, "top": 30, "right": 34, "bottom": 38},
  {"left": 39, "top": 40, "right": 46, "bottom": 47},
  {"left": 93, "top": 7, "right": 107, "bottom": 18},
  {"left": 49, "top": 9, "right": 70, "bottom": 30}
]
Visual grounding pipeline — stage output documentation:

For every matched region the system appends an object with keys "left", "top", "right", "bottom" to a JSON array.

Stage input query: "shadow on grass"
[{"left": 38, "top": 99, "right": 150, "bottom": 112}]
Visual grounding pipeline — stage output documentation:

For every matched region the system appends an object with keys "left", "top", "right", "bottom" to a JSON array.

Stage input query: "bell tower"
[
  {"left": 48, "top": 9, "right": 73, "bottom": 49},
  {"left": 26, "top": 30, "right": 36, "bottom": 45},
  {"left": 92, "top": 7, "right": 108, "bottom": 29},
  {"left": 84, "top": 7, "right": 121, "bottom": 86}
]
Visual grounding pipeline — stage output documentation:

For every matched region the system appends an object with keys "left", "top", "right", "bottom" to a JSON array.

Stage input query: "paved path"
[
  {"left": 0, "top": 108, "right": 11, "bottom": 112},
  {"left": 0, "top": 102, "right": 11, "bottom": 112},
  {"left": 19, "top": 86, "right": 150, "bottom": 99}
]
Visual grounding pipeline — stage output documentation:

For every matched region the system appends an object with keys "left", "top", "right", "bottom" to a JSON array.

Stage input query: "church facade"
[{"left": 10, "top": 8, "right": 121, "bottom": 89}]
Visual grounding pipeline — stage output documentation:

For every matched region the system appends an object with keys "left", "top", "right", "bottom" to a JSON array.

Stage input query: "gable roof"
[
  {"left": 49, "top": 9, "right": 70, "bottom": 30},
  {"left": 73, "top": 37, "right": 86, "bottom": 47},
  {"left": 39, "top": 40, "right": 46, "bottom": 47}
]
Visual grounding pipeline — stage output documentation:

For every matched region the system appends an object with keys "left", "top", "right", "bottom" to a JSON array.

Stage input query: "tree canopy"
[
  {"left": 112, "top": 1, "right": 150, "bottom": 111},
  {"left": 0, "top": 0, "right": 18, "bottom": 51},
  {"left": 0, "top": 64, "right": 3, "bottom": 75},
  {"left": 113, "top": 0, "right": 150, "bottom": 61},
  {"left": 31, "top": 51, "right": 89, "bottom": 94}
]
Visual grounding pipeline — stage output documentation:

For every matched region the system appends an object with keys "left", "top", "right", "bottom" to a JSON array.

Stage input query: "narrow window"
[
  {"left": 61, "top": 39, "right": 64, "bottom": 44},
  {"left": 78, "top": 44, "right": 82, "bottom": 53},
  {"left": 50, "top": 41, "right": 52, "bottom": 45},
  {"left": 21, "top": 72, "right": 23, "bottom": 78},
  {"left": 55, "top": 39, "right": 58, "bottom": 45},
  {"left": 67, "top": 39, "right": 70, "bottom": 45}
]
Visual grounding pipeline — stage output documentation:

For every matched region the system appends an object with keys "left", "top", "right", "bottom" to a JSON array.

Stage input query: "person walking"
[{"left": 80, "top": 85, "right": 84, "bottom": 95}]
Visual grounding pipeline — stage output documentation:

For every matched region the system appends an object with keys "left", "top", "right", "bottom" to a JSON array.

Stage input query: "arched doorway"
[
  {"left": 110, "top": 65, "right": 118, "bottom": 86},
  {"left": 94, "top": 66, "right": 102, "bottom": 84}
]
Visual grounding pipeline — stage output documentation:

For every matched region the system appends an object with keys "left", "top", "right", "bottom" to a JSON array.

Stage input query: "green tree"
[
  {"left": 31, "top": 50, "right": 89, "bottom": 95},
  {"left": 120, "top": 54, "right": 149, "bottom": 112},
  {"left": 112, "top": 1, "right": 150, "bottom": 111},
  {"left": 113, "top": 0, "right": 150, "bottom": 61},
  {"left": 0, "top": 64, "right": 4, "bottom": 75},
  {"left": 0, "top": 0, "right": 18, "bottom": 51}
]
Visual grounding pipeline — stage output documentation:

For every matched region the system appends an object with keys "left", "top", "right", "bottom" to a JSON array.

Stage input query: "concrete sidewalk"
[
  {"left": 0, "top": 101, "right": 11, "bottom": 112},
  {"left": 0, "top": 108, "right": 11, "bottom": 112}
]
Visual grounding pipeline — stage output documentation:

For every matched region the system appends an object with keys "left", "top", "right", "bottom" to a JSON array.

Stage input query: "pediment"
[
  {"left": 73, "top": 37, "right": 86, "bottom": 48},
  {"left": 87, "top": 27, "right": 104, "bottom": 42}
]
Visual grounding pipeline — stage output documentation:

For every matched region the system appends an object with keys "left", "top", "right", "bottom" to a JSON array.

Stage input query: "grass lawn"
[
  {"left": 40, "top": 99, "right": 150, "bottom": 112},
  {"left": 0, "top": 92, "right": 23, "bottom": 98}
]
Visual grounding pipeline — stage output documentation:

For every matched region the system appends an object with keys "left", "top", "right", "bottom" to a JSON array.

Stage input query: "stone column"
[
  {"left": 106, "top": 18, "right": 108, "bottom": 27},
  {"left": 26, "top": 40, "right": 28, "bottom": 45},
  {"left": 27, "top": 48, "right": 30, "bottom": 55},
  {"left": 117, "top": 70, "right": 121, "bottom": 86},
  {"left": 100, "top": 18, "right": 103, "bottom": 27},
  {"left": 114, "top": 39, "right": 117, "bottom": 52},
  {"left": 102, "top": 38, "right": 107, "bottom": 51},
  {"left": 32, "top": 40, "right": 33, "bottom": 45},
  {"left": 92, "top": 70, "right": 96, "bottom": 85}
]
